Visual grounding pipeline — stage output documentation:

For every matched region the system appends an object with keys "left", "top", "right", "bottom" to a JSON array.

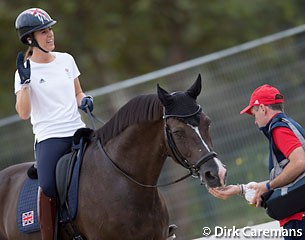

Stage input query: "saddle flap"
[{"left": 56, "top": 151, "right": 77, "bottom": 207}]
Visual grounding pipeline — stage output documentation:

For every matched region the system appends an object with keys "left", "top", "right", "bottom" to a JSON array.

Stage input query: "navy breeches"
[{"left": 35, "top": 137, "right": 72, "bottom": 198}]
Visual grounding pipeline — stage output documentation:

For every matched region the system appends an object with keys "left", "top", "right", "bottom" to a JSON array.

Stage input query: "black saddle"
[
  {"left": 26, "top": 128, "right": 94, "bottom": 205},
  {"left": 56, "top": 128, "right": 93, "bottom": 207}
]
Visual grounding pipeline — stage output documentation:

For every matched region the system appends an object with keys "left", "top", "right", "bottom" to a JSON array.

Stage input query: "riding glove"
[
  {"left": 16, "top": 52, "right": 31, "bottom": 85},
  {"left": 79, "top": 96, "right": 94, "bottom": 112}
]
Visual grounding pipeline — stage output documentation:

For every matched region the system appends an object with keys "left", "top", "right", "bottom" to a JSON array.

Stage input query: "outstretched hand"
[
  {"left": 208, "top": 185, "right": 240, "bottom": 200},
  {"left": 16, "top": 52, "right": 31, "bottom": 85}
]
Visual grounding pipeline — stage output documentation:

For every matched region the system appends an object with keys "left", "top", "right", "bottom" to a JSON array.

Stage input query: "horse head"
[{"left": 157, "top": 74, "right": 227, "bottom": 188}]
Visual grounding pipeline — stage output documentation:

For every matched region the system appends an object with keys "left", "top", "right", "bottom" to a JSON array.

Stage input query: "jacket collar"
[{"left": 259, "top": 112, "right": 286, "bottom": 138}]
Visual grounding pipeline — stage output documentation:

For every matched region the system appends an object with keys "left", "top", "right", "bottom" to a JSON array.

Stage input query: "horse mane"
[{"left": 97, "top": 94, "right": 163, "bottom": 144}]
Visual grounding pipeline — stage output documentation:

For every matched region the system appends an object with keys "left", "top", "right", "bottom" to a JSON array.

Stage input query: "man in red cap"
[{"left": 209, "top": 84, "right": 305, "bottom": 240}]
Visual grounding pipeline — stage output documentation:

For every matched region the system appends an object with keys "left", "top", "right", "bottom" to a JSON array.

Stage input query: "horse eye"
[
  {"left": 172, "top": 130, "right": 182, "bottom": 135},
  {"left": 172, "top": 130, "right": 185, "bottom": 139}
]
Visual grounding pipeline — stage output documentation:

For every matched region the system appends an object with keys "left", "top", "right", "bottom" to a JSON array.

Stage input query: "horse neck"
[{"left": 103, "top": 120, "right": 167, "bottom": 185}]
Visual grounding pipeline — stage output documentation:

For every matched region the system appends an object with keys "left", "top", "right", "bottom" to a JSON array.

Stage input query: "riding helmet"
[{"left": 15, "top": 8, "right": 56, "bottom": 45}]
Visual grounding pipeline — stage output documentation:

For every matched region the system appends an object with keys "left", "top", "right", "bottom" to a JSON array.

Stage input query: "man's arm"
[{"left": 270, "top": 146, "right": 305, "bottom": 188}]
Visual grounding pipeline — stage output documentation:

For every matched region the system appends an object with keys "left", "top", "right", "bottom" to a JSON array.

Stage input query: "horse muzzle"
[{"left": 199, "top": 156, "right": 227, "bottom": 188}]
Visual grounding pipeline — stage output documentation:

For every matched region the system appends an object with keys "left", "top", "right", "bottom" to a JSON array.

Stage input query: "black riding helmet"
[{"left": 15, "top": 8, "right": 56, "bottom": 52}]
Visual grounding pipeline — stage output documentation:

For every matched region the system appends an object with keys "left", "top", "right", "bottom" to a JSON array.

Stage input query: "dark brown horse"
[{"left": 0, "top": 75, "right": 226, "bottom": 240}]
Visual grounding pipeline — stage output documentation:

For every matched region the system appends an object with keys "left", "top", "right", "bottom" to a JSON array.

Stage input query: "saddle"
[
  {"left": 18, "top": 128, "right": 93, "bottom": 235},
  {"left": 24, "top": 128, "right": 93, "bottom": 222},
  {"left": 56, "top": 128, "right": 93, "bottom": 208},
  {"left": 27, "top": 128, "right": 93, "bottom": 205}
]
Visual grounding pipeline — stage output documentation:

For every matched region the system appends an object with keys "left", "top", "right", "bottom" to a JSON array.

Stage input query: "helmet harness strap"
[{"left": 28, "top": 33, "right": 49, "bottom": 53}]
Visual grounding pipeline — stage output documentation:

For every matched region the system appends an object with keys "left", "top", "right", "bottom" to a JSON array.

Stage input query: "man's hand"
[
  {"left": 248, "top": 181, "right": 268, "bottom": 207},
  {"left": 208, "top": 185, "right": 240, "bottom": 200}
]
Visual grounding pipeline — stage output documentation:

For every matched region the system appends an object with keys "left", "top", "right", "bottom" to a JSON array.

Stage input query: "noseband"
[{"left": 163, "top": 106, "right": 217, "bottom": 178}]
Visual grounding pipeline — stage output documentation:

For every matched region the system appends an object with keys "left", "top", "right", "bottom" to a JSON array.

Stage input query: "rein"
[
  {"left": 86, "top": 109, "right": 191, "bottom": 188},
  {"left": 85, "top": 107, "right": 105, "bottom": 130},
  {"left": 96, "top": 140, "right": 192, "bottom": 188},
  {"left": 86, "top": 105, "right": 217, "bottom": 188}
]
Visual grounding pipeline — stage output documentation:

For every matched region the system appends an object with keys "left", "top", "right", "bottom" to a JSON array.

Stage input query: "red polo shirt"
[{"left": 272, "top": 126, "right": 304, "bottom": 226}]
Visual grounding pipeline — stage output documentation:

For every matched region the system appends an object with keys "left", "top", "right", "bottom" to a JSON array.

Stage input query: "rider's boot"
[{"left": 39, "top": 188, "right": 57, "bottom": 240}]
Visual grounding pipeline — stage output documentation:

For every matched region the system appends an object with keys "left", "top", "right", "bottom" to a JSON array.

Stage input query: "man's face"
[{"left": 250, "top": 104, "right": 269, "bottom": 128}]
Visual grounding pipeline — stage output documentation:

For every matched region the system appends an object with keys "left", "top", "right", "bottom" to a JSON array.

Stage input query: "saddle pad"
[
  {"left": 16, "top": 173, "right": 81, "bottom": 232},
  {"left": 16, "top": 177, "right": 40, "bottom": 233}
]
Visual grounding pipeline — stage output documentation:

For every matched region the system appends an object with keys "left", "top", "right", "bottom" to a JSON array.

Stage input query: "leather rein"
[{"left": 89, "top": 106, "right": 217, "bottom": 188}]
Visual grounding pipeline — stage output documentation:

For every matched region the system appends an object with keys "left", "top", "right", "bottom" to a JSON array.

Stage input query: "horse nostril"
[
  {"left": 205, "top": 171, "right": 216, "bottom": 181},
  {"left": 204, "top": 170, "right": 220, "bottom": 188}
]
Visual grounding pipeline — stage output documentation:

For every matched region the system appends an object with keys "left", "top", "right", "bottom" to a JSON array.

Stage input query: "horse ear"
[
  {"left": 157, "top": 84, "right": 173, "bottom": 106},
  {"left": 186, "top": 74, "right": 202, "bottom": 100}
]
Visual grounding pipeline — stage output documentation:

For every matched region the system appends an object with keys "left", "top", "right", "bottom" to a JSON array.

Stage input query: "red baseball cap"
[{"left": 240, "top": 84, "right": 284, "bottom": 115}]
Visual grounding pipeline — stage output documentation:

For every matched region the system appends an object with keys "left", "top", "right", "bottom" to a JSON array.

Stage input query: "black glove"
[
  {"left": 16, "top": 52, "right": 31, "bottom": 85},
  {"left": 79, "top": 96, "right": 94, "bottom": 112}
]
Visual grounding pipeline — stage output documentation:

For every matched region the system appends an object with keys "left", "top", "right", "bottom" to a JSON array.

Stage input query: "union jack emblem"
[
  {"left": 26, "top": 8, "right": 51, "bottom": 23},
  {"left": 22, "top": 211, "right": 34, "bottom": 226}
]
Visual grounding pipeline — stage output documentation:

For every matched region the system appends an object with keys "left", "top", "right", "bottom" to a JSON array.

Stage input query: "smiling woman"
[
  {"left": 33, "top": 27, "right": 55, "bottom": 54},
  {"left": 14, "top": 8, "right": 94, "bottom": 240}
]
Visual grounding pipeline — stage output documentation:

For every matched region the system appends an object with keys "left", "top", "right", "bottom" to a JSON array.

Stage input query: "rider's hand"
[
  {"left": 16, "top": 52, "right": 31, "bottom": 85},
  {"left": 79, "top": 96, "right": 94, "bottom": 112}
]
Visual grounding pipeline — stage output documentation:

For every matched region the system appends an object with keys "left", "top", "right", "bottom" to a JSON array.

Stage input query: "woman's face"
[{"left": 34, "top": 27, "right": 55, "bottom": 52}]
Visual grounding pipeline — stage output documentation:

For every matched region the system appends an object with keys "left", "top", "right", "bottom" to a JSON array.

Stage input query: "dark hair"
[
  {"left": 268, "top": 103, "right": 283, "bottom": 111},
  {"left": 267, "top": 94, "right": 284, "bottom": 111}
]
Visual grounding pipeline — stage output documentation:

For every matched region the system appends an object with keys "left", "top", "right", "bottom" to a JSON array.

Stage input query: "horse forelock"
[{"left": 97, "top": 94, "right": 163, "bottom": 144}]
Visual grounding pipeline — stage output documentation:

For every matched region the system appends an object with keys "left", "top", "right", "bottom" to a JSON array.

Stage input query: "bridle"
[
  {"left": 163, "top": 105, "right": 217, "bottom": 178},
  {"left": 90, "top": 105, "right": 217, "bottom": 188}
]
